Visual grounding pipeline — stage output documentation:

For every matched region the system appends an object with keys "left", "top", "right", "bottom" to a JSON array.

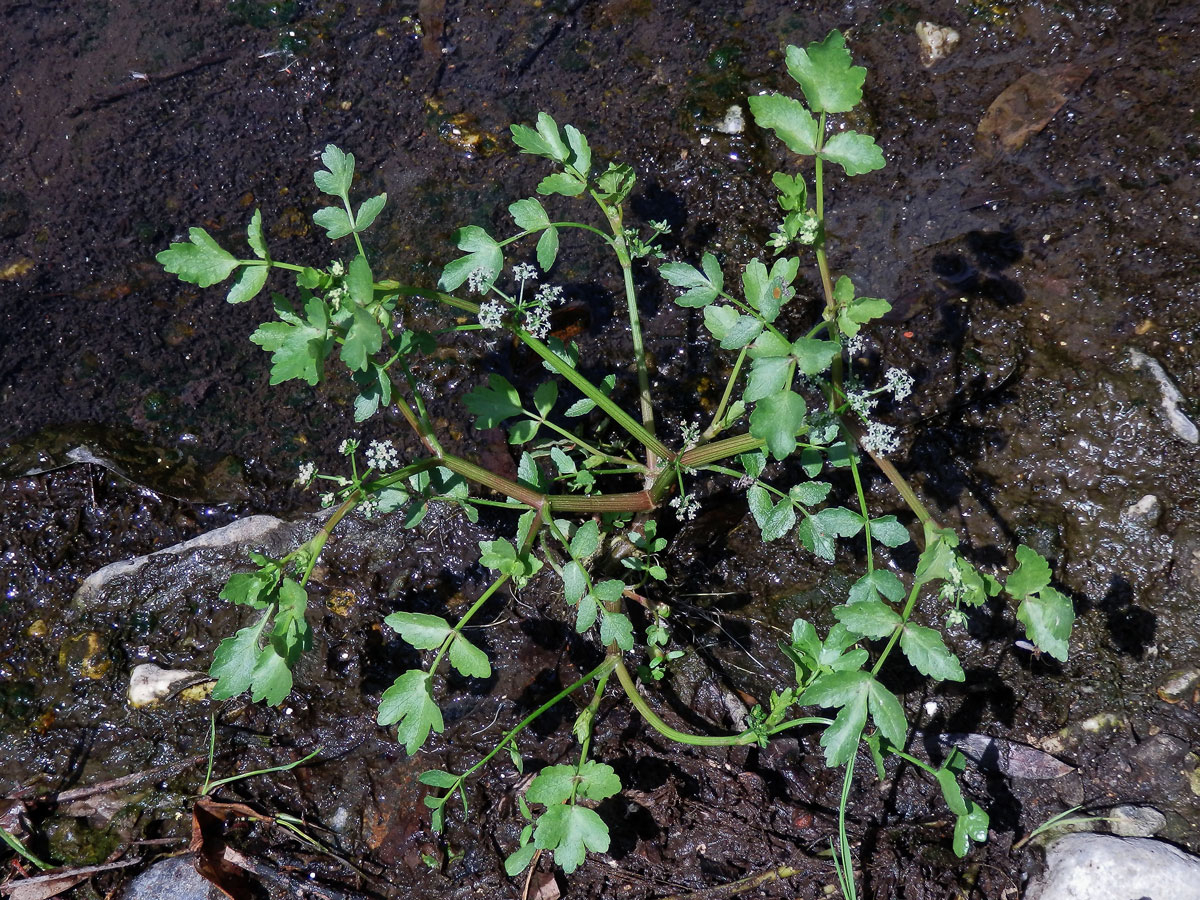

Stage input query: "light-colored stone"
[
  {"left": 1026, "top": 833, "right": 1200, "bottom": 900},
  {"left": 1108, "top": 804, "right": 1166, "bottom": 837},
  {"left": 716, "top": 105, "right": 745, "bottom": 135},
  {"left": 1122, "top": 493, "right": 1161, "bottom": 527},
  {"left": 916, "top": 22, "right": 960, "bottom": 67},
  {"left": 1129, "top": 349, "right": 1199, "bottom": 443},
  {"left": 127, "top": 664, "right": 207, "bottom": 708}
]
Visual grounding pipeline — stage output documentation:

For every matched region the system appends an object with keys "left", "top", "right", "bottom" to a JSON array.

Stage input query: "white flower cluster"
[
  {"left": 524, "top": 305, "right": 551, "bottom": 340},
  {"left": 670, "top": 493, "right": 700, "bottom": 521},
  {"left": 846, "top": 390, "right": 878, "bottom": 420},
  {"left": 884, "top": 367, "right": 914, "bottom": 401},
  {"left": 796, "top": 211, "right": 820, "bottom": 245},
  {"left": 478, "top": 299, "right": 505, "bottom": 330},
  {"left": 338, "top": 438, "right": 356, "bottom": 455},
  {"left": 535, "top": 283, "right": 564, "bottom": 306},
  {"left": 296, "top": 461, "right": 316, "bottom": 486},
  {"left": 861, "top": 421, "right": 900, "bottom": 455},
  {"left": 512, "top": 263, "right": 539, "bottom": 283},
  {"left": 326, "top": 284, "right": 348, "bottom": 311},
  {"left": 328, "top": 260, "right": 345, "bottom": 277},
  {"left": 365, "top": 439, "right": 400, "bottom": 471},
  {"left": 467, "top": 267, "right": 495, "bottom": 294},
  {"left": 679, "top": 422, "right": 700, "bottom": 449}
]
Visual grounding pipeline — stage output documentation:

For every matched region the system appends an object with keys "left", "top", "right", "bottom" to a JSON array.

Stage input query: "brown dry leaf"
[
  {"left": 1, "top": 860, "right": 139, "bottom": 900},
  {"left": 528, "top": 871, "right": 561, "bottom": 900},
  {"left": 976, "top": 65, "right": 1091, "bottom": 155},
  {"left": 190, "top": 797, "right": 260, "bottom": 900}
]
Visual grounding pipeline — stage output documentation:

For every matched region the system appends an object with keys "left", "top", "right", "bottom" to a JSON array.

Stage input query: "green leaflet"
[
  {"left": 748, "top": 93, "right": 817, "bottom": 155},
  {"left": 785, "top": 31, "right": 866, "bottom": 114},
  {"left": 377, "top": 669, "right": 444, "bottom": 755},
  {"left": 156, "top": 227, "right": 239, "bottom": 288},
  {"left": 249, "top": 295, "right": 329, "bottom": 385},
  {"left": 439, "top": 226, "right": 503, "bottom": 291}
]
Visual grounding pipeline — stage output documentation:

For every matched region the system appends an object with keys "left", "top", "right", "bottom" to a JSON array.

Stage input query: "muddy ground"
[{"left": 2, "top": 1, "right": 1200, "bottom": 898}]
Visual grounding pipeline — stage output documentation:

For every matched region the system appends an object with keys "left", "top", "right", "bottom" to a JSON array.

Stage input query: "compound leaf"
[
  {"left": 210, "top": 612, "right": 271, "bottom": 700},
  {"left": 564, "top": 124, "right": 592, "bottom": 177},
  {"left": 509, "top": 197, "right": 551, "bottom": 232},
  {"left": 866, "top": 678, "right": 907, "bottom": 747},
  {"left": 226, "top": 264, "right": 269, "bottom": 305},
  {"left": 377, "top": 669, "right": 444, "bottom": 755},
  {"left": 1016, "top": 586, "right": 1073, "bottom": 662},
  {"left": 600, "top": 610, "right": 634, "bottom": 651},
  {"left": 248, "top": 643, "right": 294, "bottom": 706},
  {"left": 538, "top": 172, "right": 587, "bottom": 197},
  {"left": 464, "top": 374, "right": 525, "bottom": 426},
  {"left": 505, "top": 842, "right": 537, "bottom": 877},
  {"left": 819, "top": 689, "right": 868, "bottom": 767},
  {"left": 342, "top": 304, "right": 383, "bottom": 372},
  {"left": 562, "top": 560, "right": 587, "bottom": 605},
  {"left": 662, "top": 253, "right": 722, "bottom": 308},
  {"left": 835, "top": 601, "right": 901, "bottom": 640},
  {"left": 249, "top": 295, "right": 329, "bottom": 385},
  {"left": 869, "top": 515, "right": 910, "bottom": 548},
  {"left": 745, "top": 354, "right": 791, "bottom": 403},
  {"left": 355, "top": 192, "right": 387, "bottom": 232},
  {"left": 791, "top": 337, "right": 840, "bottom": 375},
  {"left": 439, "top": 226, "right": 503, "bottom": 292},
  {"left": 312, "top": 205, "right": 355, "bottom": 240},
  {"left": 246, "top": 209, "right": 268, "bottom": 259},
  {"left": 1005, "top": 545, "right": 1052, "bottom": 599},
  {"left": 537, "top": 225, "right": 560, "bottom": 271}
]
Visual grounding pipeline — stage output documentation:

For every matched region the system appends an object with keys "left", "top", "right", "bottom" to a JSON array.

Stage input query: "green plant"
[{"left": 158, "top": 30, "right": 1074, "bottom": 893}]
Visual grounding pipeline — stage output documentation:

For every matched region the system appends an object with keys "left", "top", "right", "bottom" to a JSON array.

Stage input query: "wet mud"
[{"left": 2, "top": 1, "right": 1200, "bottom": 898}]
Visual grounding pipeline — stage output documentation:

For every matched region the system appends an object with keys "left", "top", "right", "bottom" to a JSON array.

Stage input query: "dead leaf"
[
  {"left": 190, "top": 798, "right": 259, "bottom": 900},
  {"left": 976, "top": 65, "right": 1091, "bottom": 155},
  {"left": 0, "top": 859, "right": 139, "bottom": 900},
  {"left": 939, "top": 733, "right": 1076, "bottom": 779}
]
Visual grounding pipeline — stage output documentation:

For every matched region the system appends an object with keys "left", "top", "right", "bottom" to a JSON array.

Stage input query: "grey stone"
[
  {"left": 122, "top": 856, "right": 218, "bottom": 900},
  {"left": 1108, "top": 804, "right": 1166, "bottom": 838},
  {"left": 1027, "top": 833, "right": 1200, "bottom": 900}
]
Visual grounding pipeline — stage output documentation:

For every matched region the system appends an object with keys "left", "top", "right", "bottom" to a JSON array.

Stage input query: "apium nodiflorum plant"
[{"left": 159, "top": 30, "right": 1073, "bottom": 888}]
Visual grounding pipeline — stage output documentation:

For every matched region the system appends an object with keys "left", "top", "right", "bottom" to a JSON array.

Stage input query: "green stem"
[
  {"left": 703, "top": 346, "right": 749, "bottom": 439},
  {"left": 870, "top": 577, "right": 923, "bottom": 678},
  {"left": 429, "top": 571, "right": 513, "bottom": 673},
  {"left": 451, "top": 658, "right": 617, "bottom": 784},
  {"left": 836, "top": 754, "right": 859, "bottom": 900},
  {"left": 613, "top": 661, "right": 758, "bottom": 746},
  {"left": 514, "top": 328, "right": 671, "bottom": 461}
]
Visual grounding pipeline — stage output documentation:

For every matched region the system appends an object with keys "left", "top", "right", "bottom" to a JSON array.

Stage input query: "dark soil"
[{"left": 2, "top": 1, "right": 1200, "bottom": 898}]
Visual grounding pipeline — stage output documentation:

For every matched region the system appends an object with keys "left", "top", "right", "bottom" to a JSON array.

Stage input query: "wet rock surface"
[
  {"left": 1027, "top": 834, "right": 1200, "bottom": 900},
  {"left": 1, "top": 1, "right": 1199, "bottom": 899}
]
